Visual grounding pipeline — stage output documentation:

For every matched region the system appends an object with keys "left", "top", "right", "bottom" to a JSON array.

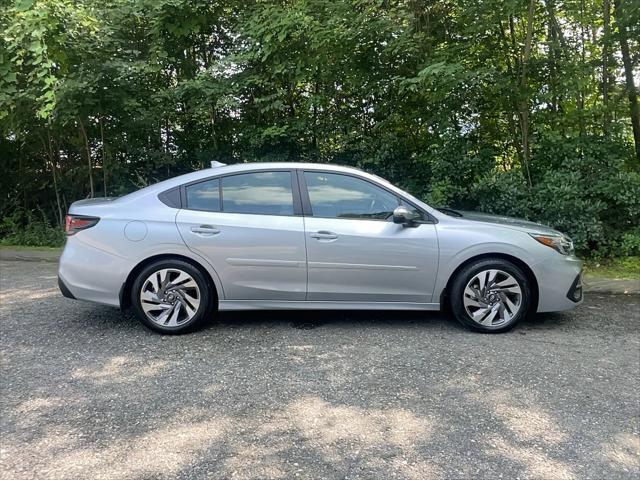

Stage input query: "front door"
[
  {"left": 301, "top": 170, "right": 439, "bottom": 303},
  {"left": 176, "top": 170, "right": 307, "bottom": 300}
]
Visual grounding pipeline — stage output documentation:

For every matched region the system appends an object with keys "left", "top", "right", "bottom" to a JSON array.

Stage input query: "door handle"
[
  {"left": 310, "top": 230, "right": 338, "bottom": 240},
  {"left": 190, "top": 225, "right": 220, "bottom": 236}
]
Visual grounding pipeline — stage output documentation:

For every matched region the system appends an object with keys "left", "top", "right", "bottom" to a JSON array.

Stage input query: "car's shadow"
[
  {"left": 212, "top": 308, "right": 572, "bottom": 333},
  {"left": 103, "top": 302, "right": 574, "bottom": 335},
  {"left": 217, "top": 308, "right": 446, "bottom": 330}
]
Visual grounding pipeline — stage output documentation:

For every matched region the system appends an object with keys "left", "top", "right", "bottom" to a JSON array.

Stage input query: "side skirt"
[{"left": 218, "top": 300, "right": 441, "bottom": 311}]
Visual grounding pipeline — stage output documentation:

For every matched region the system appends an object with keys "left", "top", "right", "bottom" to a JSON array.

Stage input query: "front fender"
[{"left": 432, "top": 222, "right": 552, "bottom": 301}]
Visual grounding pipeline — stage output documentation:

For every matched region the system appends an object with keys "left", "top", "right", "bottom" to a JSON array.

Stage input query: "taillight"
[{"left": 64, "top": 215, "right": 99, "bottom": 235}]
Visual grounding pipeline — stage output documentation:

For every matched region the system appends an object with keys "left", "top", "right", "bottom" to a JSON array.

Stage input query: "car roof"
[
  {"left": 115, "top": 161, "right": 440, "bottom": 218},
  {"left": 196, "top": 162, "right": 366, "bottom": 178},
  {"left": 127, "top": 162, "right": 371, "bottom": 198}
]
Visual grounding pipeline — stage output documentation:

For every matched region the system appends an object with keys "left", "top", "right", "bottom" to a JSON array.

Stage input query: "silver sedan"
[{"left": 58, "top": 163, "right": 583, "bottom": 334}]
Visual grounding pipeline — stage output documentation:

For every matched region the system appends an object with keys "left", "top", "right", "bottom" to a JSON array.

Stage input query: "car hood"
[{"left": 455, "top": 210, "right": 563, "bottom": 235}]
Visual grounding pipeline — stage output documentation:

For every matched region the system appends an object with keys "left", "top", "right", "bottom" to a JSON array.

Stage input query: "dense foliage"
[{"left": 1, "top": 0, "right": 639, "bottom": 255}]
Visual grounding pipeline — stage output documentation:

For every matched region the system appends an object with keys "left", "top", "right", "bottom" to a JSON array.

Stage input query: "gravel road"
[{"left": 1, "top": 259, "right": 639, "bottom": 479}]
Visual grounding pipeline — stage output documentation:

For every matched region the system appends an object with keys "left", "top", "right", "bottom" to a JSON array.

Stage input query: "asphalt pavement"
[{"left": 0, "top": 259, "right": 639, "bottom": 479}]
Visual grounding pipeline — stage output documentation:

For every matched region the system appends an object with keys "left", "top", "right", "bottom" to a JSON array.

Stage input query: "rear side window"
[
  {"left": 185, "top": 179, "right": 220, "bottom": 212},
  {"left": 221, "top": 171, "right": 294, "bottom": 216}
]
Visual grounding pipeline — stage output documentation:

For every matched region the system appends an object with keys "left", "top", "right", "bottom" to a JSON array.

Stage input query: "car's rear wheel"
[
  {"left": 131, "top": 259, "right": 214, "bottom": 334},
  {"left": 450, "top": 258, "right": 531, "bottom": 333}
]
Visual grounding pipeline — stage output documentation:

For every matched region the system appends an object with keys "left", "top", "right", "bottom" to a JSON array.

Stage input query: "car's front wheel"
[
  {"left": 450, "top": 258, "right": 531, "bottom": 333},
  {"left": 131, "top": 259, "right": 214, "bottom": 334}
]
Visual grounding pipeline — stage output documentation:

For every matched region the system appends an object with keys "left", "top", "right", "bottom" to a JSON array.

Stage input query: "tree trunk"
[
  {"left": 545, "top": 4, "right": 569, "bottom": 129},
  {"left": 508, "top": 15, "right": 520, "bottom": 72},
  {"left": 17, "top": 131, "right": 26, "bottom": 219},
  {"left": 78, "top": 117, "right": 95, "bottom": 197},
  {"left": 52, "top": 136, "right": 68, "bottom": 213},
  {"left": 99, "top": 115, "right": 107, "bottom": 197},
  {"left": 578, "top": 0, "right": 588, "bottom": 137},
  {"left": 499, "top": 20, "right": 524, "bottom": 167},
  {"left": 546, "top": 0, "right": 559, "bottom": 115},
  {"left": 312, "top": 75, "right": 319, "bottom": 154},
  {"left": 614, "top": 0, "right": 640, "bottom": 160},
  {"left": 44, "top": 129, "right": 64, "bottom": 226},
  {"left": 602, "top": 0, "right": 611, "bottom": 135},
  {"left": 519, "top": 0, "right": 535, "bottom": 187}
]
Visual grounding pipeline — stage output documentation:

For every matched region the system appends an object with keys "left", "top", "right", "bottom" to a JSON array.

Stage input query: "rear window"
[
  {"left": 221, "top": 171, "right": 294, "bottom": 216},
  {"left": 185, "top": 179, "right": 220, "bottom": 212}
]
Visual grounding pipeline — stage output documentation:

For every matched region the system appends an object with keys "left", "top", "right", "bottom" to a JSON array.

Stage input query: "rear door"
[
  {"left": 176, "top": 170, "right": 307, "bottom": 300},
  {"left": 300, "top": 170, "right": 439, "bottom": 303}
]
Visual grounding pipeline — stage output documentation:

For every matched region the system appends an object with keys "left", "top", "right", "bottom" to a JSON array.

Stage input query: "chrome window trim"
[{"left": 176, "top": 169, "right": 303, "bottom": 217}]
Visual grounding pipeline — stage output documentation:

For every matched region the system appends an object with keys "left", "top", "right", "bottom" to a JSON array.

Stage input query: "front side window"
[
  {"left": 304, "top": 172, "right": 400, "bottom": 220},
  {"left": 185, "top": 179, "right": 220, "bottom": 212},
  {"left": 221, "top": 171, "right": 294, "bottom": 216}
]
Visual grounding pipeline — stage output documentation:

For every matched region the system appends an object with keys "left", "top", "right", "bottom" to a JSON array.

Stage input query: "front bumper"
[
  {"left": 535, "top": 254, "right": 583, "bottom": 312},
  {"left": 566, "top": 271, "right": 584, "bottom": 303}
]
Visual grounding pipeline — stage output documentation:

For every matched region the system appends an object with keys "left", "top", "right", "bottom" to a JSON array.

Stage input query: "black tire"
[
  {"left": 131, "top": 259, "right": 215, "bottom": 334},
  {"left": 450, "top": 258, "right": 531, "bottom": 333}
]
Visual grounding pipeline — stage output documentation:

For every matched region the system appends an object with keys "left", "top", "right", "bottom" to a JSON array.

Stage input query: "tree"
[
  {"left": 613, "top": 0, "right": 640, "bottom": 160},
  {"left": 1, "top": 0, "right": 638, "bottom": 255}
]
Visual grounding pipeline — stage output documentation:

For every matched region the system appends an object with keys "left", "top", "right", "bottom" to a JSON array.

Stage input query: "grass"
[
  {"left": 584, "top": 256, "right": 640, "bottom": 280},
  {"left": 0, "top": 244, "right": 62, "bottom": 251}
]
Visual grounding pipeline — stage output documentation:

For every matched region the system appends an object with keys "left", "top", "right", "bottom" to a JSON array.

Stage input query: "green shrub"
[
  {"left": 465, "top": 136, "right": 640, "bottom": 257},
  {"left": 470, "top": 169, "right": 534, "bottom": 219},
  {"left": 613, "top": 229, "right": 640, "bottom": 257},
  {"left": 0, "top": 208, "right": 65, "bottom": 247}
]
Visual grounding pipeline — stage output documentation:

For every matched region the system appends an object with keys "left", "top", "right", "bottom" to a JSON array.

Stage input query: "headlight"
[{"left": 530, "top": 233, "right": 574, "bottom": 255}]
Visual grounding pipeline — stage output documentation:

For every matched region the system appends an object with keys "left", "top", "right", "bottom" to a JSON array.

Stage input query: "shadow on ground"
[{"left": 1, "top": 260, "right": 639, "bottom": 479}]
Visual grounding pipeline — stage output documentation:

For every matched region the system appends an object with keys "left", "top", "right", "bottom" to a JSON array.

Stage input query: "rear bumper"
[
  {"left": 535, "top": 254, "right": 583, "bottom": 312},
  {"left": 58, "top": 237, "right": 128, "bottom": 307},
  {"left": 58, "top": 275, "right": 76, "bottom": 299}
]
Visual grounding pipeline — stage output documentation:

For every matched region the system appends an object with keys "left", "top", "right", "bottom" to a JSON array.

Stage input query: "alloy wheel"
[
  {"left": 140, "top": 268, "right": 201, "bottom": 327},
  {"left": 462, "top": 269, "right": 522, "bottom": 327}
]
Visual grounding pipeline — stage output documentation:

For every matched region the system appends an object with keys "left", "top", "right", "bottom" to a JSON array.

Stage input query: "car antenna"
[{"left": 210, "top": 161, "right": 226, "bottom": 168}]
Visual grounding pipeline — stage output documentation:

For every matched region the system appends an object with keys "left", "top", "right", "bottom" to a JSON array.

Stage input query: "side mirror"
[{"left": 392, "top": 206, "right": 418, "bottom": 226}]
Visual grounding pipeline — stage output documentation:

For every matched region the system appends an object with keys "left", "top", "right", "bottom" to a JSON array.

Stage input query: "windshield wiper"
[{"left": 437, "top": 208, "right": 463, "bottom": 217}]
